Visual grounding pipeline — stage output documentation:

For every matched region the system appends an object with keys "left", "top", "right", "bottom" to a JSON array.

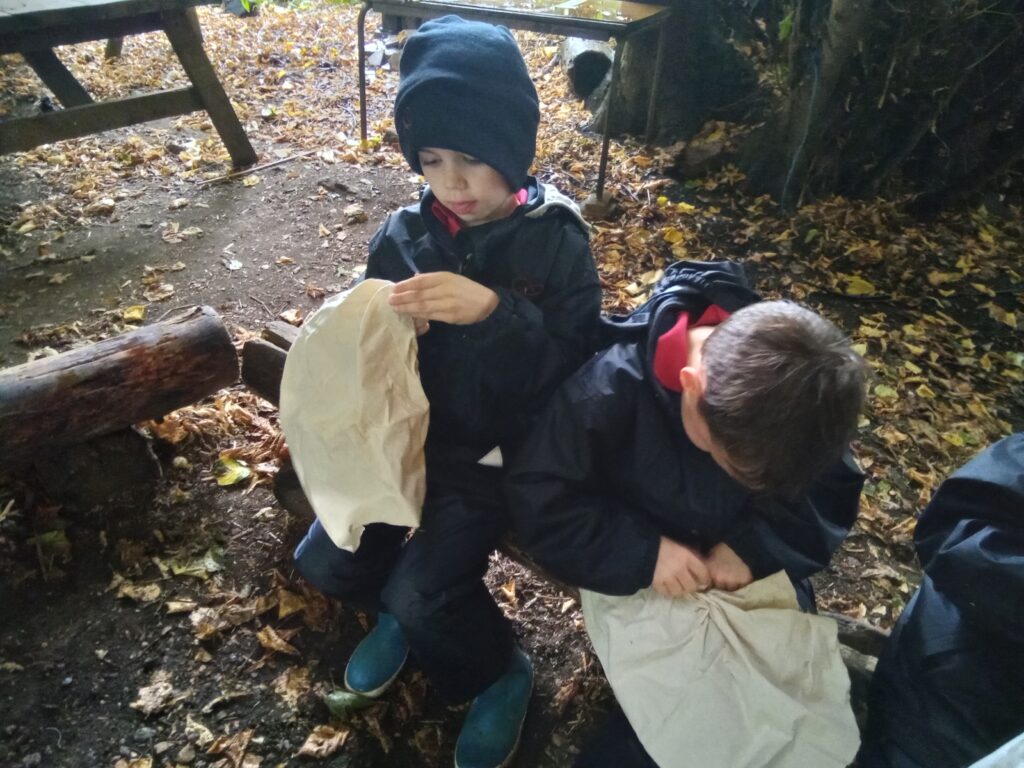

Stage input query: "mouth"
[{"left": 448, "top": 201, "right": 477, "bottom": 215}]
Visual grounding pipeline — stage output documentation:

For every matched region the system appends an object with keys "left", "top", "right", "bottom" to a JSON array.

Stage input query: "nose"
[{"left": 442, "top": 163, "right": 467, "bottom": 191}]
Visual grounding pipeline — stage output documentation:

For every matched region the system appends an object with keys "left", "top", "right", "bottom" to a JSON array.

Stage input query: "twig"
[
  {"left": 12, "top": 254, "right": 93, "bottom": 271},
  {"left": 197, "top": 149, "right": 319, "bottom": 187},
  {"left": 249, "top": 295, "right": 276, "bottom": 318},
  {"left": 155, "top": 304, "right": 201, "bottom": 323}
]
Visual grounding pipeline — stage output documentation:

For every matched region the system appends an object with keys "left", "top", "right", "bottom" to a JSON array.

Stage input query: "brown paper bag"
[
  {"left": 581, "top": 571, "right": 860, "bottom": 768},
  {"left": 279, "top": 279, "right": 429, "bottom": 551}
]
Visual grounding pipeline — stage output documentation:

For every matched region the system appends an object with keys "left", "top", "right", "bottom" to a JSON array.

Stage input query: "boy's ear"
[{"left": 678, "top": 366, "right": 704, "bottom": 397}]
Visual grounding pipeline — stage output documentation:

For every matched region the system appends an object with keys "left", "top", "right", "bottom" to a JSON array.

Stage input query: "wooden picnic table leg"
[
  {"left": 105, "top": 38, "right": 125, "bottom": 60},
  {"left": 596, "top": 40, "right": 624, "bottom": 201},
  {"left": 161, "top": 9, "right": 256, "bottom": 168},
  {"left": 22, "top": 49, "right": 93, "bottom": 108}
]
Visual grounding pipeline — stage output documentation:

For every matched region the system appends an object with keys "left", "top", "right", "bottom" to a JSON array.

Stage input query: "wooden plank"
[
  {"left": 22, "top": 48, "right": 93, "bottom": 107},
  {"left": 0, "top": 12, "right": 164, "bottom": 54},
  {"left": 0, "top": 0, "right": 214, "bottom": 40},
  {"left": 262, "top": 321, "right": 299, "bottom": 351},
  {"left": 161, "top": 9, "right": 256, "bottom": 167},
  {"left": 241, "top": 339, "right": 287, "bottom": 406},
  {"left": 0, "top": 87, "right": 201, "bottom": 154}
]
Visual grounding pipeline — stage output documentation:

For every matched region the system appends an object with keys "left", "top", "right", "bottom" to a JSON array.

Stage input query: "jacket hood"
[{"left": 598, "top": 260, "right": 760, "bottom": 409}]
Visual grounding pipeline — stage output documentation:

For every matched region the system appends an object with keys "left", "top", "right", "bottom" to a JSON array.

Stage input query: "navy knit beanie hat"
[{"left": 395, "top": 15, "right": 540, "bottom": 190}]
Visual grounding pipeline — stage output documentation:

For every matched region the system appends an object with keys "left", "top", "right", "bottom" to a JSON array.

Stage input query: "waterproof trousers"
[{"left": 293, "top": 461, "right": 514, "bottom": 703}]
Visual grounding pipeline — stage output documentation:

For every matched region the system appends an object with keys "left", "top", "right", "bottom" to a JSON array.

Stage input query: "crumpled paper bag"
[
  {"left": 581, "top": 571, "right": 860, "bottom": 768},
  {"left": 279, "top": 279, "right": 429, "bottom": 551}
]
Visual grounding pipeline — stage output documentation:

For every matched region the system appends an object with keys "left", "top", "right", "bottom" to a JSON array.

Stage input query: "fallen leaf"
[
  {"left": 273, "top": 667, "right": 311, "bottom": 709},
  {"left": 216, "top": 456, "right": 252, "bottom": 486},
  {"left": 323, "top": 690, "right": 376, "bottom": 718},
  {"left": 256, "top": 625, "right": 300, "bottom": 656},
  {"left": 297, "top": 725, "right": 349, "bottom": 758},
  {"left": 123, "top": 305, "right": 146, "bottom": 322}
]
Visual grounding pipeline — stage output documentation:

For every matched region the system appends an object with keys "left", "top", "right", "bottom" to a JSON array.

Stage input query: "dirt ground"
[
  {"left": 2, "top": 3, "right": 1023, "bottom": 767},
  {"left": 0, "top": 75, "right": 608, "bottom": 768}
]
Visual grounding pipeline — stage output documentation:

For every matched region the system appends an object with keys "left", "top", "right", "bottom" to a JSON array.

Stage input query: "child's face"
[{"left": 418, "top": 148, "right": 516, "bottom": 226}]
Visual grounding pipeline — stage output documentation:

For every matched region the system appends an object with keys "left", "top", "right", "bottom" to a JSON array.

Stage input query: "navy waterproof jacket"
[
  {"left": 505, "top": 260, "right": 865, "bottom": 595},
  {"left": 365, "top": 178, "right": 602, "bottom": 463},
  {"left": 860, "top": 433, "right": 1024, "bottom": 768}
]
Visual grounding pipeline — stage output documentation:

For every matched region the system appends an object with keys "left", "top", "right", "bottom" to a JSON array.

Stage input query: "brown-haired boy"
[{"left": 505, "top": 259, "right": 867, "bottom": 765}]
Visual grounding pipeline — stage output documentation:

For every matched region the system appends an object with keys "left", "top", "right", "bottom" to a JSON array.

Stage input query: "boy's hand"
[
  {"left": 389, "top": 272, "right": 499, "bottom": 326},
  {"left": 705, "top": 542, "right": 754, "bottom": 591},
  {"left": 652, "top": 537, "right": 711, "bottom": 597}
]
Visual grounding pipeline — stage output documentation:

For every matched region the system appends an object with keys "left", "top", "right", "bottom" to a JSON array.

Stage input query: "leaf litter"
[{"left": 0, "top": 1, "right": 1022, "bottom": 765}]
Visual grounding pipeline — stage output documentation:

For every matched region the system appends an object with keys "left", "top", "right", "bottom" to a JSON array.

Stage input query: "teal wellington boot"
[
  {"left": 454, "top": 647, "right": 534, "bottom": 768},
  {"left": 343, "top": 612, "right": 409, "bottom": 698}
]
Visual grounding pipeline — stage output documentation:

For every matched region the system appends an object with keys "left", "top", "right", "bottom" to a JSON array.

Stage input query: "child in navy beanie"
[{"left": 293, "top": 14, "right": 602, "bottom": 768}]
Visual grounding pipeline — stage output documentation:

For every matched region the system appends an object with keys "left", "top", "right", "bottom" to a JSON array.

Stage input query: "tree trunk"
[
  {"left": 742, "top": 0, "right": 875, "bottom": 206},
  {"left": 0, "top": 306, "right": 237, "bottom": 464},
  {"left": 601, "top": 0, "right": 759, "bottom": 142}
]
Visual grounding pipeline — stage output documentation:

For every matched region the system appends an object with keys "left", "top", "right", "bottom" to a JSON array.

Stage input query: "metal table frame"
[
  {"left": 0, "top": 0, "right": 256, "bottom": 167},
  {"left": 357, "top": 0, "right": 670, "bottom": 199}
]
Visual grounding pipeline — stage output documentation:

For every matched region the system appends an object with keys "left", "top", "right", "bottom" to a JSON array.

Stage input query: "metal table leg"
[
  {"left": 357, "top": 1, "right": 371, "bottom": 145},
  {"left": 596, "top": 40, "right": 624, "bottom": 201}
]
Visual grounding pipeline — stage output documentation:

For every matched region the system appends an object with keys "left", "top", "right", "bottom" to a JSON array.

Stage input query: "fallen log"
[{"left": 0, "top": 306, "right": 237, "bottom": 464}]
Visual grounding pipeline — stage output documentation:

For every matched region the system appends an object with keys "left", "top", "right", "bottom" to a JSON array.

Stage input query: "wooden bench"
[
  {"left": 240, "top": 321, "right": 887, "bottom": 703},
  {"left": 0, "top": 0, "right": 256, "bottom": 167},
  {"left": 355, "top": 0, "right": 672, "bottom": 201}
]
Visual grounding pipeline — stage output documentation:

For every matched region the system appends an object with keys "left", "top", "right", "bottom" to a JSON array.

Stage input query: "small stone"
[
  {"left": 176, "top": 744, "right": 196, "bottom": 763},
  {"left": 154, "top": 741, "right": 173, "bottom": 755},
  {"left": 21, "top": 754, "right": 42, "bottom": 767},
  {"left": 61, "top": 676, "right": 72, "bottom": 686},
  {"left": 343, "top": 203, "right": 367, "bottom": 224},
  {"left": 133, "top": 726, "right": 155, "bottom": 744}
]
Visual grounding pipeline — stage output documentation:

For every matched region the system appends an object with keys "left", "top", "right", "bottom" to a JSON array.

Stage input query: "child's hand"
[
  {"left": 652, "top": 537, "right": 711, "bottom": 597},
  {"left": 705, "top": 542, "right": 754, "bottom": 591},
  {"left": 389, "top": 272, "right": 499, "bottom": 325}
]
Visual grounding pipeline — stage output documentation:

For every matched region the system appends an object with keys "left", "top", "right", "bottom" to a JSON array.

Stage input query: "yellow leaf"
[
  {"left": 874, "top": 384, "right": 898, "bottom": 400},
  {"left": 676, "top": 201, "right": 696, "bottom": 214},
  {"left": 902, "top": 342, "right": 926, "bottom": 355},
  {"left": 656, "top": 195, "right": 669, "bottom": 207},
  {"left": 852, "top": 342, "right": 868, "bottom": 356},
  {"left": 842, "top": 274, "right": 876, "bottom": 296},
  {"left": 123, "top": 305, "right": 146, "bottom": 322},
  {"left": 216, "top": 456, "right": 251, "bottom": 486},
  {"left": 662, "top": 227, "right": 684, "bottom": 244},
  {"left": 858, "top": 325, "right": 886, "bottom": 339},
  {"left": 927, "top": 271, "right": 960, "bottom": 287},
  {"left": 943, "top": 432, "right": 964, "bottom": 447},
  {"left": 978, "top": 227, "right": 995, "bottom": 245},
  {"left": 903, "top": 361, "right": 922, "bottom": 374},
  {"left": 971, "top": 283, "right": 996, "bottom": 297},
  {"left": 982, "top": 302, "right": 1018, "bottom": 328},
  {"left": 916, "top": 384, "right": 937, "bottom": 399},
  {"left": 242, "top": 174, "right": 261, "bottom": 187}
]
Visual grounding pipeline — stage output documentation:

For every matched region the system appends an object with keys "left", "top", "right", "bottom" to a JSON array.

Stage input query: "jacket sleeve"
[
  {"left": 722, "top": 452, "right": 865, "bottom": 581},
  {"left": 364, "top": 216, "right": 417, "bottom": 282},
  {"left": 466, "top": 219, "right": 602, "bottom": 414},
  {"left": 505, "top": 367, "right": 662, "bottom": 596},
  {"left": 912, "top": 434, "right": 1024, "bottom": 636}
]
